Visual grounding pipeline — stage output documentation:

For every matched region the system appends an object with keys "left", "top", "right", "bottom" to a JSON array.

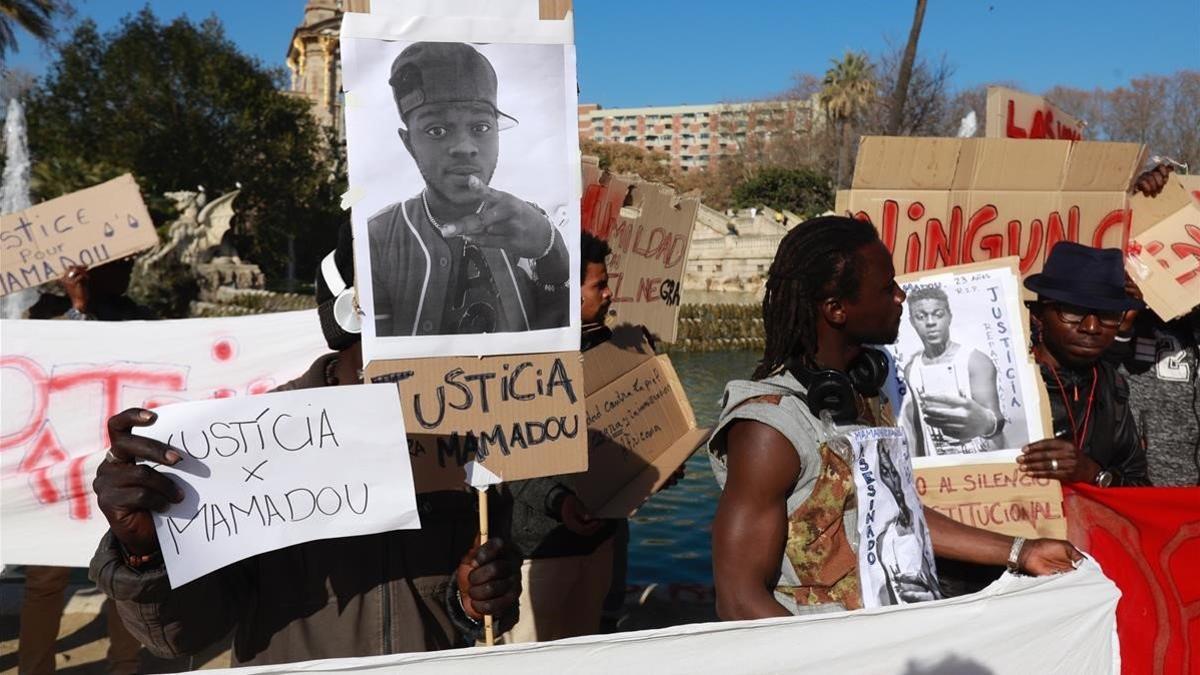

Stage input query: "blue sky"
[{"left": 6, "top": 1, "right": 1199, "bottom": 107}]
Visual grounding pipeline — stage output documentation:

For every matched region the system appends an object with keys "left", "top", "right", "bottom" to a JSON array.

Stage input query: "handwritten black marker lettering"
[
  {"left": 318, "top": 409, "right": 338, "bottom": 447},
  {"left": 209, "top": 422, "right": 240, "bottom": 457},
  {"left": 463, "top": 371, "right": 496, "bottom": 413},
  {"left": 241, "top": 460, "right": 268, "bottom": 482},
  {"left": 546, "top": 358, "right": 578, "bottom": 403},
  {"left": 315, "top": 487, "right": 342, "bottom": 516},
  {"left": 272, "top": 413, "right": 313, "bottom": 452},
  {"left": 166, "top": 506, "right": 204, "bottom": 555},
  {"left": 285, "top": 488, "right": 317, "bottom": 522},
  {"left": 344, "top": 483, "right": 369, "bottom": 515},
  {"left": 207, "top": 503, "right": 232, "bottom": 542}
]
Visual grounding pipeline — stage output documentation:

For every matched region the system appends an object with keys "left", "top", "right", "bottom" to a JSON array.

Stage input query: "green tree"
[
  {"left": 820, "top": 52, "right": 875, "bottom": 188},
  {"left": 26, "top": 9, "right": 343, "bottom": 281},
  {"left": 0, "top": 0, "right": 66, "bottom": 56},
  {"left": 731, "top": 167, "right": 833, "bottom": 218}
]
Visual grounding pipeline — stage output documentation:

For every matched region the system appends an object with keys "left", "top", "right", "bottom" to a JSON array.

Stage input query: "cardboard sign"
[
  {"left": 1127, "top": 201, "right": 1200, "bottom": 321},
  {"left": 835, "top": 137, "right": 1145, "bottom": 283},
  {"left": 365, "top": 352, "right": 587, "bottom": 492},
  {"left": 571, "top": 331, "right": 707, "bottom": 518},
  {"left": 582, "top": 158, "right": 701, "bottom": 342},
  {"left": 0, "top": 310, "right": 328, "bottom": 568},
  {"left": 1131, "top": 173, "right": 1200, "bottom": 237},
  {"left": 985, "top": 86, "right": 1085, "bottom": 141},
  {"left": 136, "top": 384, "right": 420, "bottom": 587},
  {"left": 0, "top": 174, "right": 158, "bottom": 296},
  {"left": 915, "top": 462, "right": 1066, "bottom": 539}
]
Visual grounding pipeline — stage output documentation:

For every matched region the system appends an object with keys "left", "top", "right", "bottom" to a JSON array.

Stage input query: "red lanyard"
[{"left": 1047, "top": 365, "right": 1098, "bottom": 449}]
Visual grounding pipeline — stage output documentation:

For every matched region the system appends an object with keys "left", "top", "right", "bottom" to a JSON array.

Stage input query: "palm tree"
[
  {"left": 0, "top": 0, "right": 62, "bottom": 57},
  {"left": 888, "top": 0, "right": 929, "bottom": 135},
  {"left": 821, "top": 51, "right": 876, "bottom": 188}
]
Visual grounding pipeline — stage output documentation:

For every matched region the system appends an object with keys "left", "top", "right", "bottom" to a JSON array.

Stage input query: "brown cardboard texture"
[
  {"left": 1127, "top": 201, "right": 1200, "bottom": 321},
  {"left": 581, "top": 324, "right": 659, "bottom": 396},
  {"left": 572, "top": 338, "right": 706, "bottom": 518},
  {"left": 1131, "top": 174, "right": 1200, "bottom": 237},
  {"left": 985, "top": 86, "right": 1085, "bottom": 141},
  {"left": 837, "top": 137, "right": 1144, "bottom": 284},
  {"left": 581, "top": 162, "right": 700, "bottom": 343},
  {"left": 366, "top": 351, "right": 587, "bottom": 493},
  {"left": 0, "top": 174, "right": 158, "bottom": 297},
  {"left": 914, "top": 463, "right": 1066, "bottom": 539}
]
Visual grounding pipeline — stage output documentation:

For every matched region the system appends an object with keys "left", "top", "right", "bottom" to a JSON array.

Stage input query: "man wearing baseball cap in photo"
[
  {"left": 1017, "top": 241, "right": 1151, "bottom": 487},
  {"left": 368, "top": 41, "right": 569, "bottom": 338}
]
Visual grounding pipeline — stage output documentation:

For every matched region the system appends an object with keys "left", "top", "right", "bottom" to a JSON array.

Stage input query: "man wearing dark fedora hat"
[
  {"left": 367, "top": 41, "right": 569, "bottom": 338},
  {"left": 1018, "top": 241, "right": 1151, "bottom": 487}
]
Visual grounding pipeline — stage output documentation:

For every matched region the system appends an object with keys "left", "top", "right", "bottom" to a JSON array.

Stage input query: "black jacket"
[{"left": 1040, "top": 359, "right": 1150, "bottom": 486}]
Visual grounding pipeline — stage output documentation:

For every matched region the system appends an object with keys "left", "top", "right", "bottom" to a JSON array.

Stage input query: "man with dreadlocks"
[{"left": 708, "top": 216, "right": 1080, "bottom": 619}]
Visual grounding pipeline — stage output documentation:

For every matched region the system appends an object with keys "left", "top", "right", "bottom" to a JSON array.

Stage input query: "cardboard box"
[
  {"left": 985, "top": 86, "right": 1085, "bottom": 141},
  {"left": 836, "top": 137, "right": 1145, "bottom": 285},
  {"left": 366, "top": 351, "right": 588, "bottom": 492},
  {"left": 570, "top": 332, "right": 708, "bottom": 518},
  {"left": 0, "top": 174, "right": 158, "bottom": 297},
  {"left": 582, "top": 158, "right": 700, "bottom": 343}
]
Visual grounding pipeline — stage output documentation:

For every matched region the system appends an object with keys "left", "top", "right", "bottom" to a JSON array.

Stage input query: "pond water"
[{"left": 625, "top": 349, "right": 760, "bottom": 587}]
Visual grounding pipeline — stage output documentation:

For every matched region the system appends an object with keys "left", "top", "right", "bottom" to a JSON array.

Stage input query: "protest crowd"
[{"left": 2, "top": 2, "right": 1198, "bottom": 674}]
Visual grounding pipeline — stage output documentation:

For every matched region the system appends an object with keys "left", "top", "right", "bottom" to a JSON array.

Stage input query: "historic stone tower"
[{"left": 285, "top": 0, "right": 369, "bottom": 136}]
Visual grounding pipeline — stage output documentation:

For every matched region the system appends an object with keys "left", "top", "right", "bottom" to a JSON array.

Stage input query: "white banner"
[
  {"left": 0, "top": 311, "right": 328, "bottom": 567},
  {"left": 210, "top": 561, "right": 1119, "bottom": 674}
]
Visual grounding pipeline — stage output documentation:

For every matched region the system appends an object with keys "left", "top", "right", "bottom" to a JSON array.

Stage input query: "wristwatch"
[{"left": 1094, "top": 470, "right": 1114, "bottom": 488}]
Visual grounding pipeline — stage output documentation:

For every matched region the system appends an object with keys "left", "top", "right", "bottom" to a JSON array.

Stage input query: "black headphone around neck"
[{"left": 787, "top": 348, "right": 889, "bottom": 424}]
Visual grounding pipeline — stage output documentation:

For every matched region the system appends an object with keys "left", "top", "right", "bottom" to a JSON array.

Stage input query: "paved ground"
[
  {"left": 0, "top": 573, "right": 230, "bottom": 674},
  {"left": 1, "top": 573, "right": 715, "bottom": 674}
]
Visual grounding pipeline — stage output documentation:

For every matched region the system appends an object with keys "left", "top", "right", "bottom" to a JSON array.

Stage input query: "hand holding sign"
[
  {"left": 94, "top": 408, "right": 186, "bottom": 556},
  {"left": 128, "top": 384, "right": 419, "bottom": 587},
  {"left": 439, "top": 177, "right": 559, "bottom": 260}
]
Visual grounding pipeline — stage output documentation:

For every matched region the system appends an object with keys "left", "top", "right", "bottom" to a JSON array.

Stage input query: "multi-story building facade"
[{"left": 578, "top": 97, "right": 819, "bottom": 172}]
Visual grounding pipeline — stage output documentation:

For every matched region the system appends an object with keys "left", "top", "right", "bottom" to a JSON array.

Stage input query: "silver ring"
[
  {"left": 104, "top": 450, "right": 131, "bottom": 465},
  {"left": 1050, "top": 458, "right": 1059, "bottom": 472}
]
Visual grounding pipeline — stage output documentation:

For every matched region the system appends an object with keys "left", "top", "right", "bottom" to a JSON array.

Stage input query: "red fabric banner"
[{"left": 1064, "top": 484, "right": 1200, "bottom": 674}]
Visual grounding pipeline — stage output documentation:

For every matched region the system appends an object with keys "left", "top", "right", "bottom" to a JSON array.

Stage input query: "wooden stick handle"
[{"left": 477, "top": 487, "right": 494, "bottom": 646}]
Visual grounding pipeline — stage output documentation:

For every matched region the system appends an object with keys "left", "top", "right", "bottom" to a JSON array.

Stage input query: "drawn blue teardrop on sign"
[
  {"left": 128, "top": 214, "right": 140, "bottom": 228},
  {"left": 103, "top": 222, "right": 115, "bottom": 237}
]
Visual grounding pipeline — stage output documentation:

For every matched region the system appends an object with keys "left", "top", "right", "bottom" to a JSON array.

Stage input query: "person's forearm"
[
  {"left": 715, "top": 586, "right": 792, "bottom": 621},
  {"left": 924, "top": 506, "right": 1012, "bottom": 566}
]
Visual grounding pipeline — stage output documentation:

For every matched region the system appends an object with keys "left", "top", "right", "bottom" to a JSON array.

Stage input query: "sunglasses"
[{"left": 1048, "top": 303, "right": 1126, "bottom": 328}]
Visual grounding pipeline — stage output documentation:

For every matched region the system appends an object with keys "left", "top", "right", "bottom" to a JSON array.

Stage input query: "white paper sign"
[
  {"left": 0, "top": 310, "right": 328, "bottom": 568},
  {"left": 135, "top": 384, "right": 420, "bottom": 587},
  {"left": 887, "top": 260, "right": 1046, "bottom": 465},
  {"left": 847, "top": 427, "right": 942, "bottom": 608},
  {"left": 341, "top": 13, "right": 582, "bottom": 362}
]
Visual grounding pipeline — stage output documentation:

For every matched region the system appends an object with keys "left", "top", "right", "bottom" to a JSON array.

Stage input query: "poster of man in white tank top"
[
  {"left": 847, "top": 427, "right": 941, "bottom": 607},
  {"left": 888, "top": 260, "right": 1046, "bottom": 460}
]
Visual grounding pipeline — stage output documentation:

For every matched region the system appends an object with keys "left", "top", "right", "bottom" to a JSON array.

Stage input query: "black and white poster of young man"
[
  {"left": 887, "top": 259, "right": 1048, "bottom": 464},
  {"left": 341, "top": 13, "right": 580, "bottom": 361}
]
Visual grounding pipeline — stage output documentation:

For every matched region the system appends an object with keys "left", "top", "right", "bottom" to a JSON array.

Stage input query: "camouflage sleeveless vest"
[{"left": 738, "top": 392, "right": 894, "bottom": 611}]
